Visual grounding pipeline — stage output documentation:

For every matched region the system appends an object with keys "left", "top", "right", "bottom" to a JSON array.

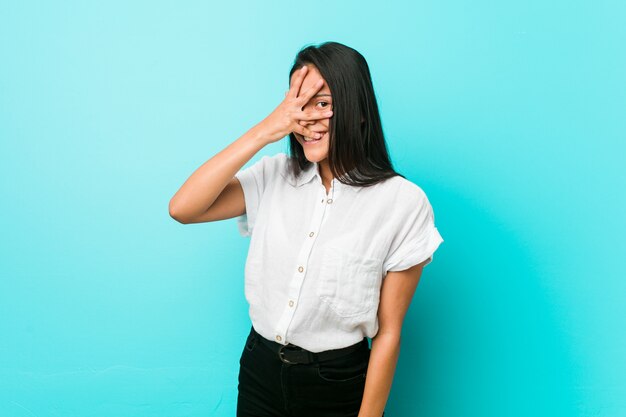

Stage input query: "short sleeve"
[
  {"left": 234, "top": 152, "right": 286, "bottom": 237},
  {"left": 382, "top": 186, "right": 444, "bottom": 275}
]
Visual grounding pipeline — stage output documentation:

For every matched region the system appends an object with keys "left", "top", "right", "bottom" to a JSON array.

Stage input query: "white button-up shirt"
[{"left": 235, "top": 152, "right": 443, "bottom": 352}]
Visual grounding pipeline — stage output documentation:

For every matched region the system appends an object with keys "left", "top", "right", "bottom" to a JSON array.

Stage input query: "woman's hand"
[{"left": 253, "top": 65, "right": 333, "bottom": 145}]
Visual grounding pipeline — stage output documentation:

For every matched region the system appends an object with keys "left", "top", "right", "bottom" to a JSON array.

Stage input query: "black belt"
[{"left": 250, "top": 326, "right": 368, "bottom": 365}]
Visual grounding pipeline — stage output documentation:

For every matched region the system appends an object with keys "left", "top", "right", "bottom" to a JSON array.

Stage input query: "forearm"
[
  {"left": 358, "top": 332, "right": 401, "bottom": 417},
  {"left": 169, "top": 125, "right": 266, "bottom": 221}
]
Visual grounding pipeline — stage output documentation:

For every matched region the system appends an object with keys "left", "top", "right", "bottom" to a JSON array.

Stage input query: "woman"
[{"left": 169, "top": 41, "right": 444, "bottom": 417}]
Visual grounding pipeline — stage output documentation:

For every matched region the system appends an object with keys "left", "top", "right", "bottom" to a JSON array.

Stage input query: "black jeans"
[{"left": 237, "top": 325, "right": 386, "bottom": 417}]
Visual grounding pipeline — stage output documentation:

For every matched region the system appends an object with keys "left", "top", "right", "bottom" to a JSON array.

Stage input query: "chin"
[
  {"left": 299, "top": 140, "right": 326, "bottom": 153},
  {"left": 303, "top": 151, "right": 328, "bottom": 163}
]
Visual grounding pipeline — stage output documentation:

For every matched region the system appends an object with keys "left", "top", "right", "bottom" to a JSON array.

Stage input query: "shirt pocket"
[{"left": 316, "top": 244, "right": 382, "bottom": 318}]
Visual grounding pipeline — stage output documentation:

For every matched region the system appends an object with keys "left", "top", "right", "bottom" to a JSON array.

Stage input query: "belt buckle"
[{"left": 278, "top": 344, "right": 297, "bottom": 364}]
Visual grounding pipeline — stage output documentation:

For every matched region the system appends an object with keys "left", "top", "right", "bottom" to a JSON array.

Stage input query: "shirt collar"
[
  {"left": 283, "top": 159, "right": 359, "bottom": 190},
  {"left": 297, "top": 161, "right": 320, "bottom": 187},
  {"left": 282, "top": 160, "right": 320, "bottom": 187}
]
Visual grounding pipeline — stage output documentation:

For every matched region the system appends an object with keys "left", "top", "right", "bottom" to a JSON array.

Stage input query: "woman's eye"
[{"left": 317, "top": 102, "right": 330, "bottom": 108}]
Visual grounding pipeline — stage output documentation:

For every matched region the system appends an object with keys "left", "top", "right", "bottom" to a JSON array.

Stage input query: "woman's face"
[{"left": 290, "top": 65, "right": 333, "bottom": 163}]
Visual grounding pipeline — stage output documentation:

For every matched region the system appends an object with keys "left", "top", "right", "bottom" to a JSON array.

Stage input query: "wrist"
[
  {"left": 243, "top": 124, "right": 270, "bottom": 149},
  {"left": 248, "top": 124, "right": 272, "bottom": 147}
]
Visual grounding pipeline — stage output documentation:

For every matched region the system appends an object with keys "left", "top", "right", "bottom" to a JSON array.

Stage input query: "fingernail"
[
  {"left": 301, "top": 66, "right": 307, "bottom": 72},
  {"left": 325, "top": 111, "right": 333, "bottom": 116}
]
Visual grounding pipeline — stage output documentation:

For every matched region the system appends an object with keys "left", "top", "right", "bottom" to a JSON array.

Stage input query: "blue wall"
[{"left": 1, "top": 1, "right": 624, "bottom": 416}]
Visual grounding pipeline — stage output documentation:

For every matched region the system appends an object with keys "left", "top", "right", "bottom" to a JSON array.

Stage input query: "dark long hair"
[{"left": 287, "top": 41, "right": 405, "bottom": 187}]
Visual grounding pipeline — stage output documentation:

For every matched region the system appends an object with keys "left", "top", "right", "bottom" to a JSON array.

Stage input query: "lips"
[{"left": 304, "top": 132, "right": 327, "bottom": 142}]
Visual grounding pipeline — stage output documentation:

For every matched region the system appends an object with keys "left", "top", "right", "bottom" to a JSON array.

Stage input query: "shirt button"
[
  {"left": 298, "top": 266, "right": 304, "bottom": 272},
  {"left": 327, "top": 198, "right": 333, "bottom": 204},
  {"left": 321, "top": 198, "right": 324, "bottom": 203},
  {"left": 276, "top": 335, "right": 282, "bottom": 342},
  {"left": 289, "top": 300, "right": 294, "bottom": 307},
  {"left": 309, "top": 231, "right": 314, "bottom": 237}
]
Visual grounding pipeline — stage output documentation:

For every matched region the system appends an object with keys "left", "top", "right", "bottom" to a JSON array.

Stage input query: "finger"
[
  {"left": 296, "top": 78, "right": 325, "bottom": 104},
  {"left": 287, "top": 65, "right": 308, "bottom": 100},
  {"left": 297, "top": 109, "right": 333, "bottom": 121},
  {"left": 295, "top": 125, "right": 324, "bottom": 139}
]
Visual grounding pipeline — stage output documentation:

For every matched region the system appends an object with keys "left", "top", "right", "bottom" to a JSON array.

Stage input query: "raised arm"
[
  {"left": 168, "top": 128, "right": 265, "bottom": 224},
  {"left": 168, "top": 64, "right": 331, "bottom": 225}
]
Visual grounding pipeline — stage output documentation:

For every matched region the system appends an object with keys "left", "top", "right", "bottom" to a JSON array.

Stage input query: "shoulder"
[
  {"left": 376, "top": 174, "right": 430, "bottom": 207},
  {"left": 242, "top": 152, "right": 290, "bottom": 175},
  {"left": 257, "top": 151, "right": 289, "bottom": 167}
]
